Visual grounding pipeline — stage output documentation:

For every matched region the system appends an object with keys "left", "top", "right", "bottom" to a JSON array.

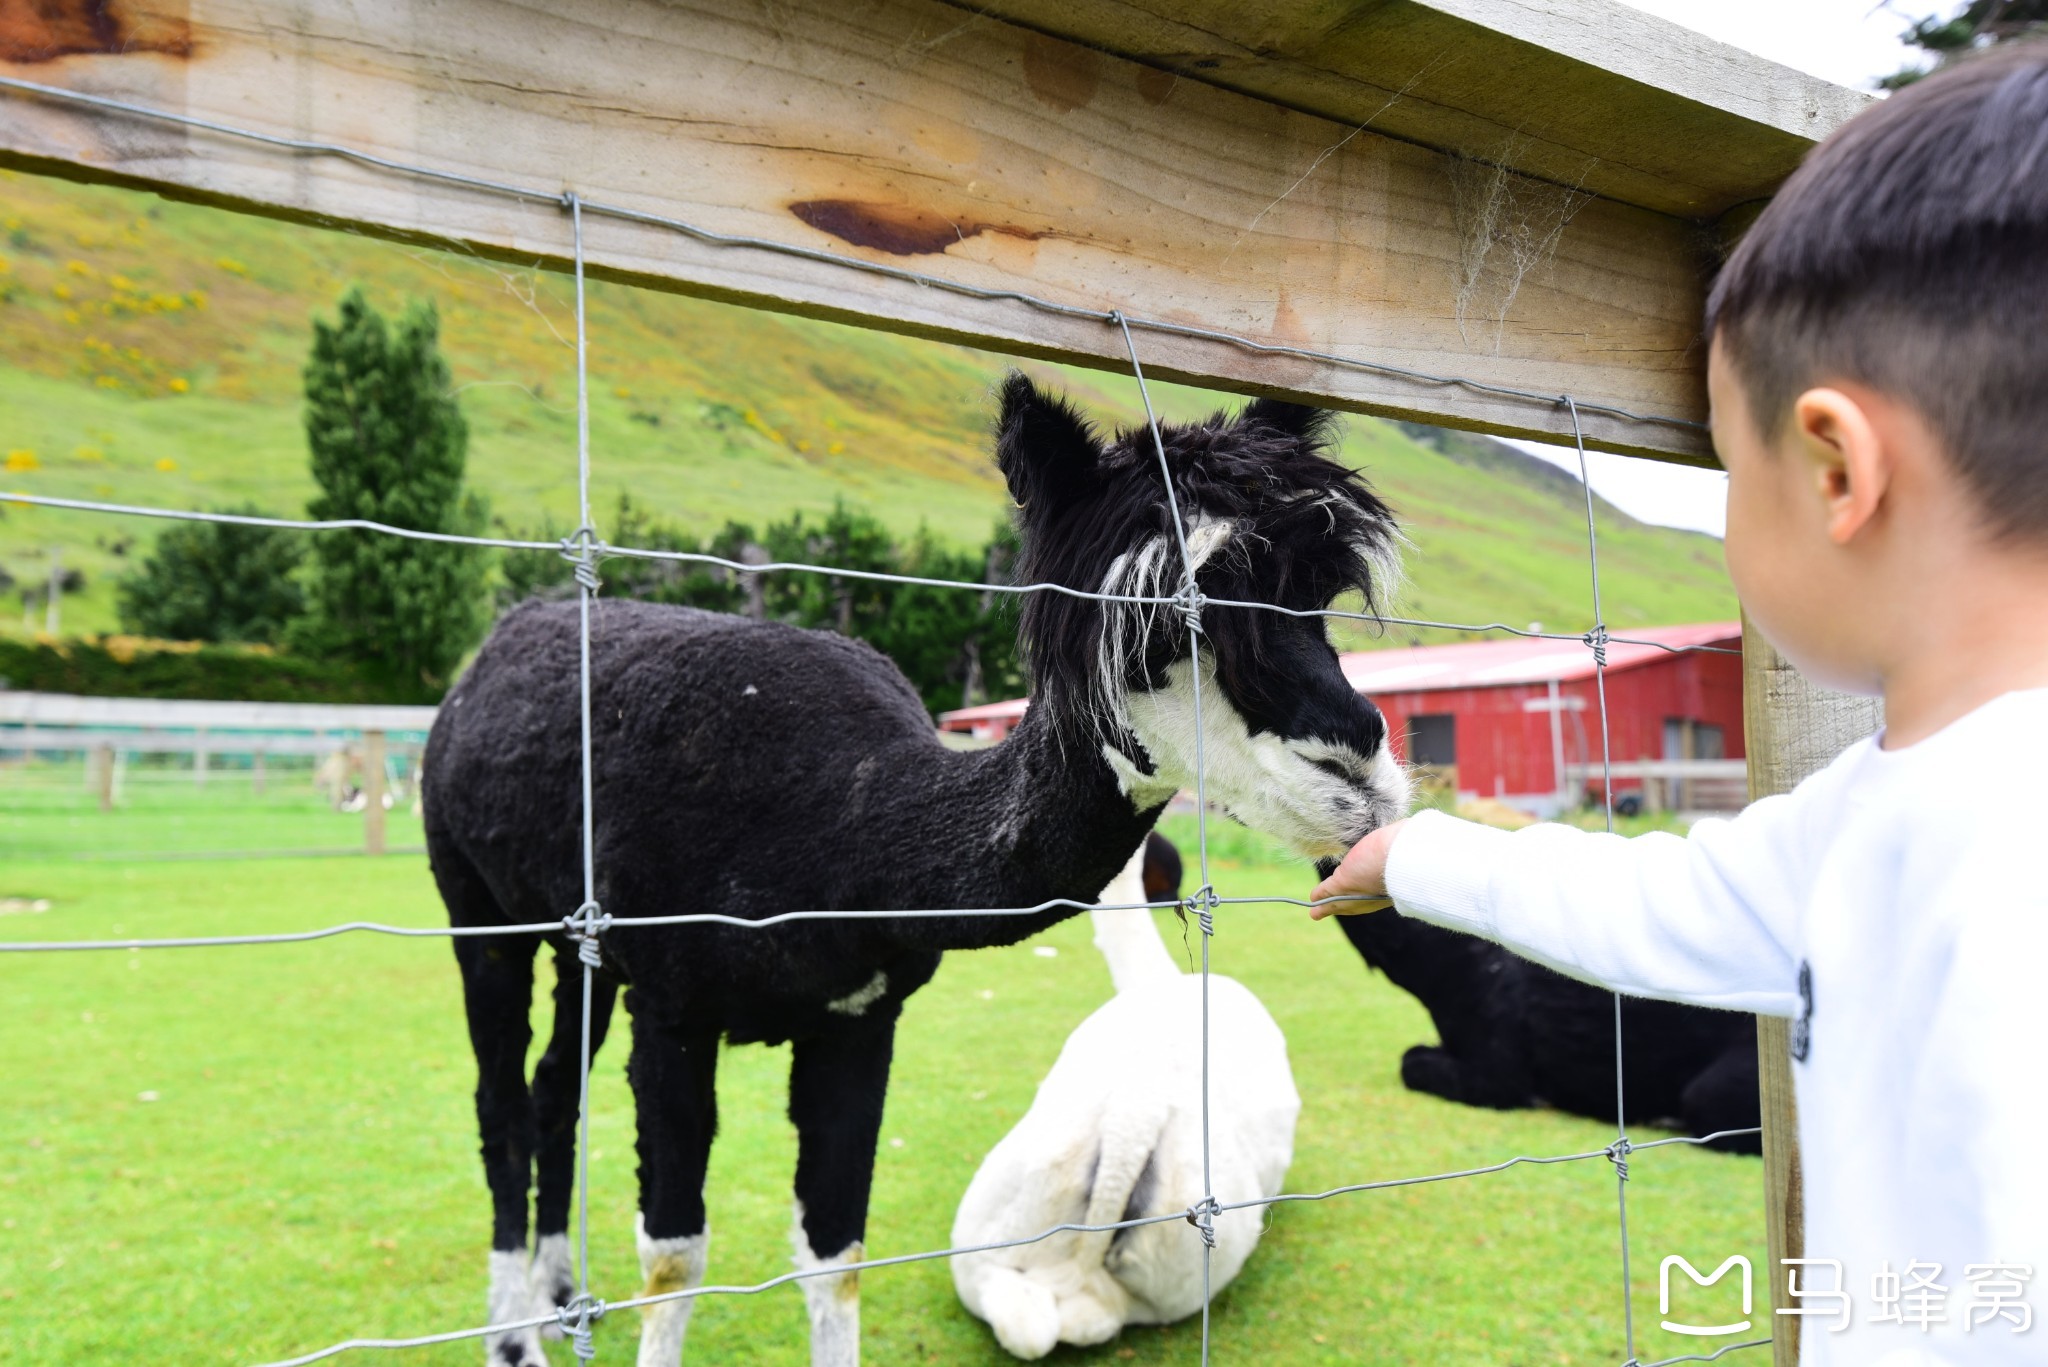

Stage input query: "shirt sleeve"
[{"left": 1383, "top": 800, "right": 1810, "bottom": 1015}]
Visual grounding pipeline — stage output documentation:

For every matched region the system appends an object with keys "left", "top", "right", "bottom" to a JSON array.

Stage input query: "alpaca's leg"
[
  {"left": 628, "top": 1004, "right": 720, "bottom": 1367},
  {"left": 530, "top": 943, "right": 620, "bottom": 1327},
  {"left": 788, "top": 1020, "right": 900, "bottom": 1367},
  {"left": 1399, "top": 1043, "right": 1465, "bottom": 1101},
  {"left": 1401, "top": 1043, "right": 1533, "bottom": 1110},
  {"left": 1055, "top": 1097, "right": 1161, "bottom": 1346},
  {"left": 969, "top": 1267, "right": 1062, "bottom": 1360},
  {"left": 453, "top": 935, "right": 546, "bottom": 1367}
]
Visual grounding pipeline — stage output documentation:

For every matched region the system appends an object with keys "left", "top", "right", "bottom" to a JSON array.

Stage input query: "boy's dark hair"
[{"left": 1705, "top": 43, "right": 2048, "bottom": 539}]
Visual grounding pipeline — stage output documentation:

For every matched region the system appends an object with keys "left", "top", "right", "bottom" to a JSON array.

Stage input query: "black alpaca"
[
  {"left": 1334, "top": 909, "right": 1761, "bottom": 1152},
  {"left": 423, "top": 375, "right": 1409, "bottom": 1366}
]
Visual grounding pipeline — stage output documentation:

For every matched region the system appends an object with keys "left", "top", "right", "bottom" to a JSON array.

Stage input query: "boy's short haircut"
[{"left": 1705, "top": 43, "right": 2048, "bottom": 541}]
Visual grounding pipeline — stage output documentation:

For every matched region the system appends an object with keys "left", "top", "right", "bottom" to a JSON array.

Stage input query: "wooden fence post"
[
  {"left": 363, "top": 731, "right": 387, "bottom": 857},
  {"left": 1742, "top": 615, "right": 1882, "bottom": 1366},
  {"left": 94, "top": 742, "right": 114, "bottom": 812}
]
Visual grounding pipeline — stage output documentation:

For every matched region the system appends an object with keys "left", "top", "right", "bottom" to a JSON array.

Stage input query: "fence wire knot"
[
  {"left": 564, "top": 900, "right": 611, "bottom": 968},
  {"left": 1177, "top": 584, "right": 1208, "bottom": 636},
  {"left": 559, "top": 525, "right": 604, "bottom": 594},
  {"left": 1582, "top": 623, "right": 1609, "bottom": 669},
  {"left": 1605, "top": 1135, "right": 1633, "bottom": 1182},
  {"left": 1183, "top": 884, "right": 1219, "bottom": 938},
  {"left": 1185, "top": 1195, "right": 1221, "bottom": 1248},
  {"left": 557, "top": 1293, "right": 606, "bottom": 1361}
]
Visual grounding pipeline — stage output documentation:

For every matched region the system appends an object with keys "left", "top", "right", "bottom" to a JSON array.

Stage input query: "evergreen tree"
[
  {"left": 116, "top": 507, "right": 305, "bottom": 643},
  {"left": 292, "top": 288, "right": 488, "bottom": 690},
  {"left": 1880, "top": 1, "right": 2047, "bottom": 87}
]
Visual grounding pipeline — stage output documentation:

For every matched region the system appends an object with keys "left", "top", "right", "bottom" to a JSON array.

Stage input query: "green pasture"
[
  {"left": 1, "top": 168, "right": 1734, "bottom": 648},
  {"left": 0, "top": 787, "right": 1767, "bottom": 1365},
  {"left": 1, "top": 757, "right": 423, "bottom": 860}
]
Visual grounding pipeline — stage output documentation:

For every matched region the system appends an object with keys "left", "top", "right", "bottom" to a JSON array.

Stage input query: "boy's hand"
[{"left": 1309, "top": 818, "right": 1408, "bottom": 919}]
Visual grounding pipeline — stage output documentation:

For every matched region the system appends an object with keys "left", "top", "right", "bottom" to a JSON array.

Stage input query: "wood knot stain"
[
  {"left": 1, "top": 0, "right": 194, "bottom": 64},
  {"left": 1134, "top": 66, "right": 1177, "bottom": 107},
  {"left": 789, "top": 199, "right": 1043, "bottom": 258},
  {"left": 1022, "top": 32, "right": 1100, "bottom": 113}
]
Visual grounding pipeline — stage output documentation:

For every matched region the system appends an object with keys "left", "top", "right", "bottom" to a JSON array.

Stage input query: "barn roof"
[
  {"left": 939, "top": 696, "right": 1032, "bottom": 729},
  {"left": 939, "top": 621, "right": 1742, "bottom": 728},
  {"left": 1339, "top": 622, "right": 1741, "bottom": 693}
]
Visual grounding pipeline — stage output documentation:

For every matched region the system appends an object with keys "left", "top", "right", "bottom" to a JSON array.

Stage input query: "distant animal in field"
[
  {"left": 422, "top": 375, "right": 1406, "bottom": 1366},
  {"left": 1334, "top": 908, "right": 1760, "bottom": 1152},
  {"left": 952, "top": 834, "right": 1299, "bottom": 1359}
]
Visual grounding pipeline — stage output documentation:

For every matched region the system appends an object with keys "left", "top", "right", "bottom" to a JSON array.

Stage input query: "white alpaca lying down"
[{"left": 951, "top": 843, "right": 1301, "bottom": 1359}]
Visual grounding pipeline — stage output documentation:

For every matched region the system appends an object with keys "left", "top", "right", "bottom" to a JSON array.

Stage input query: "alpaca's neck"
[
  {"left": 1090, "top": 845, "right": 1180, "bottom": 993},
  {"left": 888, "top": 703, "right": 1162, "bottom": 953}
]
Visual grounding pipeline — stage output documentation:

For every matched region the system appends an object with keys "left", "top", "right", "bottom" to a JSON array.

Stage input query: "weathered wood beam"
[
  {"left": 1742, "top": 617, "right": 1883, "bottom": 1367},
  {"left": 0, "top": 0, "right": 1756, "bottom": 459},
  {"left": 951, "top": 0, "right": 1871, "bottom": 219}
]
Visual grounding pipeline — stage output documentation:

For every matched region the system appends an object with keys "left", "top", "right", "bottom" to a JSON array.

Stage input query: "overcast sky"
[{"left": 1504, "top": 1, "right": 1930, "bottom": 537}]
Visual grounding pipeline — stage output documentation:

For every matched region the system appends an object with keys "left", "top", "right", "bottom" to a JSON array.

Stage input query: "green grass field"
[{"left": 0, "top": 777, "right": 1769, "bottom": 1366}]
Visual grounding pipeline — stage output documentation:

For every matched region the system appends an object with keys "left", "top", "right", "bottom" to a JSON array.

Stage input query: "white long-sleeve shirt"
[{"left": 1385, "top": 689, "right": 2048, "bottom": 1366}]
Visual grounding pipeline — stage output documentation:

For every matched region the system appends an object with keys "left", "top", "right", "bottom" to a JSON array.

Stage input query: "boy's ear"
[
  {"left": 1793, "top": 387, "right": 1888, "bottom": 545},
  {"left": 995, "top": 372, "right": 1103, "bottom": 513}
]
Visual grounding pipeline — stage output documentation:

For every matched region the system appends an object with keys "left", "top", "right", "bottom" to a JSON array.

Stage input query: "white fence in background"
[
  {"left": 0, "top": 691, "right": 437, "bottom": 853},
  {"left": 1564, "top": 758, "right": 1751, "bottom": 814}
]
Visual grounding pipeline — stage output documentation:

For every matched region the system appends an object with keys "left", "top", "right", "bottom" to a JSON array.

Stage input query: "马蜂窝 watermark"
[{"left": 1659, "top": 1256, "right": 2032, "bottom": 1336}]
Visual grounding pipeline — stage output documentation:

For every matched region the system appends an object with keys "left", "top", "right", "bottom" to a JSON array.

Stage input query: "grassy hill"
[{"left": 0, "top": 169, "right": 1734, "bottom": 648}]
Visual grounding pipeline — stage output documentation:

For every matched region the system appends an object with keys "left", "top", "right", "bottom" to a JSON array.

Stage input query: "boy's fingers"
[{"left": 1308, "top": 891, "right": 1395, "bottom": 920}]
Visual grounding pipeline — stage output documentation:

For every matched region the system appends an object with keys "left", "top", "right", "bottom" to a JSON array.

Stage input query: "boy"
[{"left": 1312, "top": 45, "right": 2048, "bottom": 1365}]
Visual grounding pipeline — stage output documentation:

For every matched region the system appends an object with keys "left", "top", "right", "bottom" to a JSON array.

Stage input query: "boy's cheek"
[{"left": 1721, "top": 485, "right": 1767, "bottom": 599}]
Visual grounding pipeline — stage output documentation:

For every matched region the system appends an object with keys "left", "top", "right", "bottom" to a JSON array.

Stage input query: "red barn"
[
  {"left": 938, "top": 621, "right": 1746, "bottom": 816},
  {"left": 1339, "top": 622, "right": 1745, "bottom": 814}
]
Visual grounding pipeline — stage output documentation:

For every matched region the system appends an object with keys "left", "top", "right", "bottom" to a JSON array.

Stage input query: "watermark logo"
[
  {"left": 1656, "top": 1255, "right": 2032, "bottom": 1337},
  {"left": 1780, "top": 1258, "right": 1851, "bottom": 1330},
  {"left": 1660, "top": 1255, "right": 1753, "bottom": 1336}
]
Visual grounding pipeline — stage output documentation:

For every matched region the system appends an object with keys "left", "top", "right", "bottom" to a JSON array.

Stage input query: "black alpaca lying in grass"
[
  {"left": 1334, "top": 908, "right": 1761, "bottom": 1153},
  {"left": 424, "top": 375, "right": 1410, "bottom": 1366}
]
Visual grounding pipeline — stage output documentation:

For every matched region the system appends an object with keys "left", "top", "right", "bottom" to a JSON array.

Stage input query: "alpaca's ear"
[
  {"left": 1240, "top": 397, "right": 1340, "bottom": 452},
  {"left": 996, "top": 372, "right": 1102, "bottom": 513}
]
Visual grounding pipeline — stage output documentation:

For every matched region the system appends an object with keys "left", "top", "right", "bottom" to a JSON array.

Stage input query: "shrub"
[
  {"left": 0, "top": 636, "right": 431, "bottom": 703},
  {"left": 115, "top": 506, "right": 305, "bottom": 644}
]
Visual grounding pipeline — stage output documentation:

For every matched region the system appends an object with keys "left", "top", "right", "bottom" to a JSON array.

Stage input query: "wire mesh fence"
[{"left": 0, "top": 73, "right": 1763, "bottom": 1367}]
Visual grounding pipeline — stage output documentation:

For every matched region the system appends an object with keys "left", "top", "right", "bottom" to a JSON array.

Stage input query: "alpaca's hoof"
[
  {"left": 1056, "top": 1289, "right": 1123, "bottom": 1348},
  {"left": 981, "top": 1272, "right": 1060, "bottom": 1360},
  {"left": 485, "top": 1329, "right": 550, "bottom": 1367},
  {"left": 530, "top": 1233, "right": 575, "bottom": 1338},
  {"left": 489, "top": 1248, "right": 554, "bottom": 1364}
]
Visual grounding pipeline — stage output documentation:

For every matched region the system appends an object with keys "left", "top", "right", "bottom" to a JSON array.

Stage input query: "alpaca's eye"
[{"left": 1309, "top": 757, "right": 1353, "bottom": 781}]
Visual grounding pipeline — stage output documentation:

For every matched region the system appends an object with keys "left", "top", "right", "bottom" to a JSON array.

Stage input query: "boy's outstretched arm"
[{"left": 1311, "top": 803, "right": 1810, "bottom": 1017}]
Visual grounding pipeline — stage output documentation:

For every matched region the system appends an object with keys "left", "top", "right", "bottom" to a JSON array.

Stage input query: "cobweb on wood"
[{"left": 1447, "top": 145, "right": 1595, "bottom": 352}]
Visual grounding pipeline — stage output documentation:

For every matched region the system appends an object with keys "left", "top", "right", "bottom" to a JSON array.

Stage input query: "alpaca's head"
[{"left": 996, "top": 373, "right": 1410, "bottom": 859}]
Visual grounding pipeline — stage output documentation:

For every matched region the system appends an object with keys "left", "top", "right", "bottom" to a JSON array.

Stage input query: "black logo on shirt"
[{"left": 1790, "top": 960, "right": 1813, "bottom": 1063}]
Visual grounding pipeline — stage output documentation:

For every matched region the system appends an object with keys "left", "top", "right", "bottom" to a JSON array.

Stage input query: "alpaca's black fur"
[
  {"left": 1007, "top": 376, "right": 1397, "bottom": 761},
  {"left": 1335, "top": 909, "right": 1761, "bottom": 1153},
  {"left": 423, "top": 374, "right": 1404, "bottom": 1352}
]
